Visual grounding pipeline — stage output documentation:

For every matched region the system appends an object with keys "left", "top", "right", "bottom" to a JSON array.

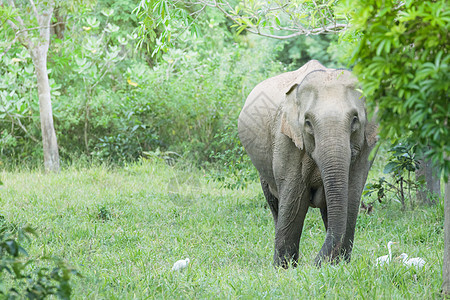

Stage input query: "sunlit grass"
[{"left": 0, "top": 159, "right": 444, "bottom": 299}]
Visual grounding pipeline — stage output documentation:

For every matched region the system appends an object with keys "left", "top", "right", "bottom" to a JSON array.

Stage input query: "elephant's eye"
[
  {"left": 304, "top": 119, "right": 314, "bottom": 135},
  {"left": 351, "top": 116, "right": 359, "bottom": 132}
]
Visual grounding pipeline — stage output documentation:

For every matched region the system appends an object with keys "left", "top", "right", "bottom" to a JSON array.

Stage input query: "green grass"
[{"left": 0, "top": 159, "right": 444, "bottom": 299}]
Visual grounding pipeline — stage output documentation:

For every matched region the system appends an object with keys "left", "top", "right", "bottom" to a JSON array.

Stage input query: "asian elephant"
[{"left": 238, "top": 60, "right": 378, "bottom": 267}]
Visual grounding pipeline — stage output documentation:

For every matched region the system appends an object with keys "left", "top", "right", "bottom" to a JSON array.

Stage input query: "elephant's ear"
[
  {"left": 364, "top": 121, "right": 378, "bottom": 148},
  {"left": 281, "top": 84, "right": 304, "bottom": 150}
]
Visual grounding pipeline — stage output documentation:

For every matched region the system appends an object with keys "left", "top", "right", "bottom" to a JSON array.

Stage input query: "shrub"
[{"left": 364, "top": 140, "right": 423, "bottom": 210}]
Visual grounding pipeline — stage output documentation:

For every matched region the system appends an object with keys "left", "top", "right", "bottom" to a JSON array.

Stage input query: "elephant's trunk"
[{"left": 314, "top": 133, "right": 351, "bottom": 266}]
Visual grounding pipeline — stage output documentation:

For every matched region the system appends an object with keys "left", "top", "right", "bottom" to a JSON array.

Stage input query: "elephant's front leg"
[{"left": 274, "top": 183, "right": 310, "bottom": 268}]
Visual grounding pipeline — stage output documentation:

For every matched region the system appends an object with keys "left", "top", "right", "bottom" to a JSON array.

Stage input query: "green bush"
[
  {"left": 276, "top": 34, "right": 344, "bottom": 70},
  {"left": 364, "top": 140, "right": 423, "bottom": 210}
]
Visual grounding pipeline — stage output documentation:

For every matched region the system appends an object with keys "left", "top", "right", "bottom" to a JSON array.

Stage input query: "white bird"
[
  {"left": 396, "top": 253, "right": 426, "bottom": 268},
  {"left": 172, "top": 258, "right": 190, "bottom": 271},
  {"left": 375, "top": 241, "right": 398, "bottom": 266}
]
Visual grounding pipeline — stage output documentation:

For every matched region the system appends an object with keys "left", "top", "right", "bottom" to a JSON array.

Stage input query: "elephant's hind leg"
[{"left": 260, "top": 178, "right": 279, "bottom": 226}]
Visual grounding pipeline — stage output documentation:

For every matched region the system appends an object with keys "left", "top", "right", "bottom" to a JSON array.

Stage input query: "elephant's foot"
[
  {"left": 314, "top": 254, "right": 341, "bottom": 267},
  {"left": 276, "top": 257, "right": 299, "bottom": 269},
  {"left": 314, "top": 239, "right": 344, "bottom": 267},
  {"left": 274, "top": 249, "right": 299, "bottom": 269},
  {"left": 339, "top": 245, "right": 353, "bottom": 262}
]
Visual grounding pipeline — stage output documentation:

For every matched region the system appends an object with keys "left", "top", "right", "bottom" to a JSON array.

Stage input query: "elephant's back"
[{"left": 240, "top": 70, "right": 299, "bottom": 117}]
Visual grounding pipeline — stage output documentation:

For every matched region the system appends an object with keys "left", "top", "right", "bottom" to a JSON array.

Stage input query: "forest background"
[{"left": 0, "top": 0, "right": 344, "bottom": 170}]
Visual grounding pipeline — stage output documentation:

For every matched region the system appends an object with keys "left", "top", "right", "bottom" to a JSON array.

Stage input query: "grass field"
[{"left": 0, "top": 159, "right": 444, "bottom": 299}]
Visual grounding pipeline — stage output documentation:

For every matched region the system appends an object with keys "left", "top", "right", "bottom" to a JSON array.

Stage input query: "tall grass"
[{"left": 0, "top": 159, "right": 443, "bottom": 299}]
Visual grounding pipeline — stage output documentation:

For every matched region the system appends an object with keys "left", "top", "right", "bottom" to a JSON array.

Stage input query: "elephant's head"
[{"left": 280, "top": 69, "right": 371, "bottom": 264}]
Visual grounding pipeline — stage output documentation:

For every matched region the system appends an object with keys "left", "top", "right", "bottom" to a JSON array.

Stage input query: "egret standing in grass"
[
  {"left": 172, "top": 258, "right": 190, "bottom": 271},
  {"left": 375, "top": 241, "right": 398, "bottom": 266},
  {"left": 396, "top": 253, "right": 426, "bottom": 268}
]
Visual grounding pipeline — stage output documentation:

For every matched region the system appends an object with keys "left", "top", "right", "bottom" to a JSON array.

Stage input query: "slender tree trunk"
[
  {"left": 29, "top": 3, "right": 60, "bottom": 172},
  {"left": 51, "top": 7, "right": 66, "bottom": 40},
  {"left": 32, "top": 49, "right": 60, "bottom": 172},
  {"left": 443, "top": 178, "right": 450, "bottom": 296},
  {"left": 399, "top": 177, "right": 405, "bottom": 211},
  {"left": 416, "top": 158, "right": 441, "bottom": 205}
]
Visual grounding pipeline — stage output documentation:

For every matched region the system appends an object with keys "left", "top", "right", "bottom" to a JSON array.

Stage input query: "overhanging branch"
[{"left": 189, "top": 0, "right": 348, "bottom": 39}]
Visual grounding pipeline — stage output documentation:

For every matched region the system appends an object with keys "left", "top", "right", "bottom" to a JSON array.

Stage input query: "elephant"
[{"left": 238, "top": 60, "right": 378, "bottom": 268}]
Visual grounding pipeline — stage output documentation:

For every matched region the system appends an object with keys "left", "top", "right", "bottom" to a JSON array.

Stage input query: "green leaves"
[
  {"left": 104, "top": 23, "right": 120, "bottom": 33},
  {"left": 364, "top": 140, "right": 422, "bottom": 210},
  {"left": 86, "top": 16, "right": 100, "bottom": 28},
  {"left": 135, "top": 0, "right": 350, "bottom": 56},
  {"left": 383, "top": 142, "right": 420, "bottom": 174},
  {"left": 101, "top": 8, "right": 115, "bottom": 18},
  {"left": 134, "top": 0, "right": 202, "bottom": 56},
  {"left": 344, "top": 0, "right": 449, "bottom": 177}
]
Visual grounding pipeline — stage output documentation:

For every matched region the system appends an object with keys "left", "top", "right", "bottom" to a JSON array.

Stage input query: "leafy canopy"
[
  {"left": 343, "top": 0, "right": 449, "bottom": 177},
  {"left": 134, "top": 0, "right": 349, "bottom": 55}
]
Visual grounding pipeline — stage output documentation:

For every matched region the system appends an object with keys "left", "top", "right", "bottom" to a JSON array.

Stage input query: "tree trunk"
[
  {"left": 30, "top": 4, "right": 60, "bottom": 173},
  {"left": 32, "top": 50, "right": 60, "bottom": 172},
  {"left": 416, "top": 158, "right": 441, "bottom": 205},
  {"left": 443, "top": 177, "right": 450, "bottom": 296},
  {"left": 51, "top": 7, "right": 66, "bottom": 40}
]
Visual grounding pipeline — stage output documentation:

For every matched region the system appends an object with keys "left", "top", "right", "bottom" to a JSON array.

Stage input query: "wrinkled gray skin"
[{"left": 238, "top": 60, "right": 378, "bottom": 267}]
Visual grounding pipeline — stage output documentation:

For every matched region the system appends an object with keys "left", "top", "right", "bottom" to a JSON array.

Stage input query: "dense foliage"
[
  {"left": 135, "top": 0, "right": 349, "bottom": 46},
  {"left": 343, "top": 0, "right": 449, "bottom": 177}
]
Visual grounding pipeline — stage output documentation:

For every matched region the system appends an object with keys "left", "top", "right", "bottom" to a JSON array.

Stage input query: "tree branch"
[
  {"left": 243, "top": 23, "right": 347, "bottom": 39},
  {"left": 14, "top": 115, "right": 40, "bottom": 143},
  {"left": 28, "top": 0, "right": 39, "bottom": 21},
  {"left": 0, "top": 30, "right": 19, "bottom": 59},
  {"left": 36, "top": 1, "right": 54, "bottom": 41},
  {"left": 14, "top": 21, "right": 65, "bottom": 33},
  {"left": 190, "top": 0, "right": 348, "bottom": 39},
  {"left": 3, "top": 0, "right": 33, "bottom": 48}
]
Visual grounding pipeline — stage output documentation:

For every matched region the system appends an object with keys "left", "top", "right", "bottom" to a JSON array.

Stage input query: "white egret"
[
  {"left": 375, "top": 241, "right": 398, "bottom": 266},
  {"left": 396, "top": 253, "right": 426, "bottom": 268},
  {"left": 172, "top": 258, "right": 190, "bottom": 271}
]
